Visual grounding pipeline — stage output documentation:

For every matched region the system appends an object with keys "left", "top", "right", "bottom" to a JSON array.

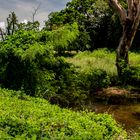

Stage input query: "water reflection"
[{"left": 92, "top": 103, "right": 140, "bottom": 132}]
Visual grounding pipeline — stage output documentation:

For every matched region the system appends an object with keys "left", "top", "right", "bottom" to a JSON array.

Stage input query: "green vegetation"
[
  {"left": 67, "top": 49, "right": 116, "bottom": 75},
  {"left": 0, "top": 32, "right": 113, "bottom": 107},
  {"left": 0, "top": 0, "right": 140, "bottom": 138},
  {"left": 67, "top": 49, "right": 140, "bottom": 76},
  {"left": 0, "top": 23, "right": 79, "bottom": 96},
  {"left": 67, "top": 49, "right": 140, "bottom": 88},
  {"left": 0, "top": 88, "right": 126, "bottom": 139}
]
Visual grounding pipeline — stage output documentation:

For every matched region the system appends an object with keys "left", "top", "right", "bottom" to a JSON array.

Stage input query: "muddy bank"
[{"left": 92, "top": 87, "right": 140, "bottom": 104}]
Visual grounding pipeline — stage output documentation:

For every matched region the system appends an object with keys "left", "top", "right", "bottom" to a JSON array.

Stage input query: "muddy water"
[{"left": 92, "top": 103, "right": 140, "bottom": 132}]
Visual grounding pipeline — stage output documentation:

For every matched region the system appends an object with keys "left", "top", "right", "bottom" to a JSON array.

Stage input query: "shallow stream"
[{"left": 92, "top": 103, "right": 140, "bottom": 133}]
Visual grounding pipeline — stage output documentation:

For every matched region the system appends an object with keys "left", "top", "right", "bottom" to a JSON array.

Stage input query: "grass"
[
  {"left": 0, "top": 88, "right": 126, "bottom": 139},
  {"left": 66, "top": 48, "right": 140, "bottom": 77},
  {"left": 129, "top": 52, "right": 140, "bottom": 66},
  {"left": 67, "top": 49, "right": 116, "bottom": 76}
]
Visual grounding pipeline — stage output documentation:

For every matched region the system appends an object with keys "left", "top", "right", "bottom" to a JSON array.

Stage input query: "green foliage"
[
  {"left": 44, "top": 0, "right": 119, "bottom": 51},
  {"left": 0, "top": 12, "right": 19, "bottom": 41},
  {"left": 17, "top": 21, "right": 40, "bottom": 31},
  {"left": 0, "top": 23, "right": 79, "bottom": 97},
  {"left": 0, "top": 24, "right": 113, "bottom": 106},
  {"left": 6, "top": 12, "right": 18, "bottom": 36},
  {"left": 79, "top": 69, "right": 111, "bottom": 92},
  {"left": 42, "top": 23, "right": 79, "bottom": 54},
  {"left": 0, "top": 88, "right": 127, "bottom": 139},
  {"left": 67, "top": 49, "right": 140, "bottom": 87},
  {"left": 121, "top": 65, "right": 140, "bottom": 86},
  {"left": 67, "top": 49, "right": 116, "bottom": 76}
]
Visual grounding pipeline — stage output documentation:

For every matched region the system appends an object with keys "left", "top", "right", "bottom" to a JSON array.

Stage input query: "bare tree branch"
[
  {"left": 32, "top": 3, "right": 41, "bottom": 23},
  {"left": 109, "top": 0, "right": 127, "bottom": 24}
]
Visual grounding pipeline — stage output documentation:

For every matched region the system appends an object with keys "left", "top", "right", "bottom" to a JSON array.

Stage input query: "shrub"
[
  {"left": 0, "top": 88, "right": 127, "bottom": 139},
  {"left": 0, "top": 24, "right": 79, "bottom": 97},
  {"left": 78, "top": 69, "right": 111, "bottom": 92},
  {"left": 121, "top": 65, "right": 140, "bottom": 86}
]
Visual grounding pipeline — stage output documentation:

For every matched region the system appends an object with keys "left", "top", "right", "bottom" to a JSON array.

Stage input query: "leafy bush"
[
  {"left": 0, "top": 27, "right": 112, "bottom": 107},
  {"left": 0, "top": 24, "right": 79, "bottom": 97},
  {"left": 48, "top": 67, "right": 111, "bottom": 107},
  {"left": 121, "top": 65, "right": 140, "bottom": 86},
  {"left": 41, "top": 23, "right": 79, "bottom": 54},
  {"left": 0, "top": 88, "right": 127, "bottom": 139},
  {"left": 78, "top": 69, "right": 111, "bottom": 92}
]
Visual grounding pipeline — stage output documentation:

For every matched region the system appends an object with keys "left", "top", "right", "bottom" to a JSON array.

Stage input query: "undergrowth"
[{"left": 0, "top": 88, "right": 127, "bottom": 139}]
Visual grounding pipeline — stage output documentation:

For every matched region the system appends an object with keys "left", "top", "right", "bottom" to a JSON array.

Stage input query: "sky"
[{"left": 0, "top": 0, "right": 70, "bottom": 28}]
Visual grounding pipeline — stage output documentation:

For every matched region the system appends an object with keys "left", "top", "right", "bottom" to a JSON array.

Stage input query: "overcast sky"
[{"left": 0, "top": 0, "right": 70, "bottom": 27}]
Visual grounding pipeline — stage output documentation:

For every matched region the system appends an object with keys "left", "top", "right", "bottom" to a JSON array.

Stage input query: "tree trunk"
[
  {"left": 116, "top": 20, "right": 132, "bottom": 77},
  {"left": 116, "top": 15, "right": 140, "bottom": 77},
  {"left": 0, "top": 28, "right": 5, "bottom": 41},
  {"left": 109, "top": 0, "right": 140, "bottom": 77}
]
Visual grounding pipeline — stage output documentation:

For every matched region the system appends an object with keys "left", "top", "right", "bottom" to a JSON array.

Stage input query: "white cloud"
[
  {"left": 0, "top": 22, "right": 5, "bottom": 30},
  {"left": 21, "top": 19, "right": 28, "bottom": 24}
]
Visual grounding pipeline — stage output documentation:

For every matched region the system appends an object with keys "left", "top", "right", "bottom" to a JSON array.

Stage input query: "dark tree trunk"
[
  {"left": 116, "top": 20, "right": 132, "bottom": 77},
  {"left": 0, "top": 28, "right": 5, "bottom": 41}
]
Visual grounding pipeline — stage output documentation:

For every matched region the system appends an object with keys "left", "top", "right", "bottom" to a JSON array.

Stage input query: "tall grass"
[
  {"left": 67, "top": 49, "right": 116, "bottom": 76},
  {"left": 129, "top": 52, "right": 140, "bottom": 66},
  {"left": 67, "top": 48, "right": 140, "bottom": 76}
]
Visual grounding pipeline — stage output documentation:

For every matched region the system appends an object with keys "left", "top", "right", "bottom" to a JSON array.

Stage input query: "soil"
[{"left": 93, "top": 87, "right": 140, "bottom": 104}]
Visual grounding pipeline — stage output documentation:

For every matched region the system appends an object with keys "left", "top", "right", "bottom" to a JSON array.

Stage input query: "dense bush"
[
  {"left": 0, "top": 24, "right": 79, "bottom": 98},
  {"left": 0, "top": 33, "right": 113, "bottom": 107},
  {"left": 121, "top": 65, "right": 140, "bottom": 86},
  {"left": 78, "top": 69, "right": 111, "bottom": 92},
  {"left": 0, "top": 88, "right": 127, "bottom": 139}
]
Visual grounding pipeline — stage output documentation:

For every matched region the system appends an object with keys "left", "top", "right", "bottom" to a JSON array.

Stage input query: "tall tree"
[
  {"left": 0, "top": 12, "right": 18, "bottom": 41},
  {"left": 109, "top": 0, "right": 140, "bottom": 77},
  {"left": 44, "top": 0, "right": 113, "bottom": 51}
]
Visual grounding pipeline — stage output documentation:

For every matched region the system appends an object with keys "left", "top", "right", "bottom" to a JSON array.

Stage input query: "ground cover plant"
[
  {"left": 67, "top": 49, "right": 140, "bottom": 75},
  {"left": 0, "top": 88, "right": 127, "bottom": 139}
]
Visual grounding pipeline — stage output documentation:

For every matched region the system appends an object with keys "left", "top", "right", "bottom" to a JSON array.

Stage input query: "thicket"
[
  {"left": 44, "top": 0, "right": 119, "bottom": 51},
  {"left": 0, "top": 88, "right": 127, "bottom": 139},
  {"left": 0, "top": 24, "right": 77, "bottom": 98},
  {"left": 0, "top": 24, "right": 112, "bottom": 106}
]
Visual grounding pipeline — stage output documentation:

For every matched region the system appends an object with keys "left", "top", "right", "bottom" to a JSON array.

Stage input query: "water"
[{"left": 92, "top": 103, "right": 140, "bottom": 132}]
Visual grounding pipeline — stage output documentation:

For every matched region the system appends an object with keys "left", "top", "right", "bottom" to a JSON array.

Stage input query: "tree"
[
  {"left": 18, "top": 21, "right": 40, "bottom": 31},
  {"left": 0, "top": 12, "right": 19, "bottom": 41},
  {"left": 109, "top": 0, "right": 140, "bottom": 77},
  {"left": 6, "top": 12, "right": 18, "bottom": 35},
  {"left": 32, "top": 3, "right": 41, "bottom": 23},
  {"left": 0, "top": 28, "right": 5, "bottom": 41},
  {"left": 44, "top": 0, "right": 113, "bottom": 51}
]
